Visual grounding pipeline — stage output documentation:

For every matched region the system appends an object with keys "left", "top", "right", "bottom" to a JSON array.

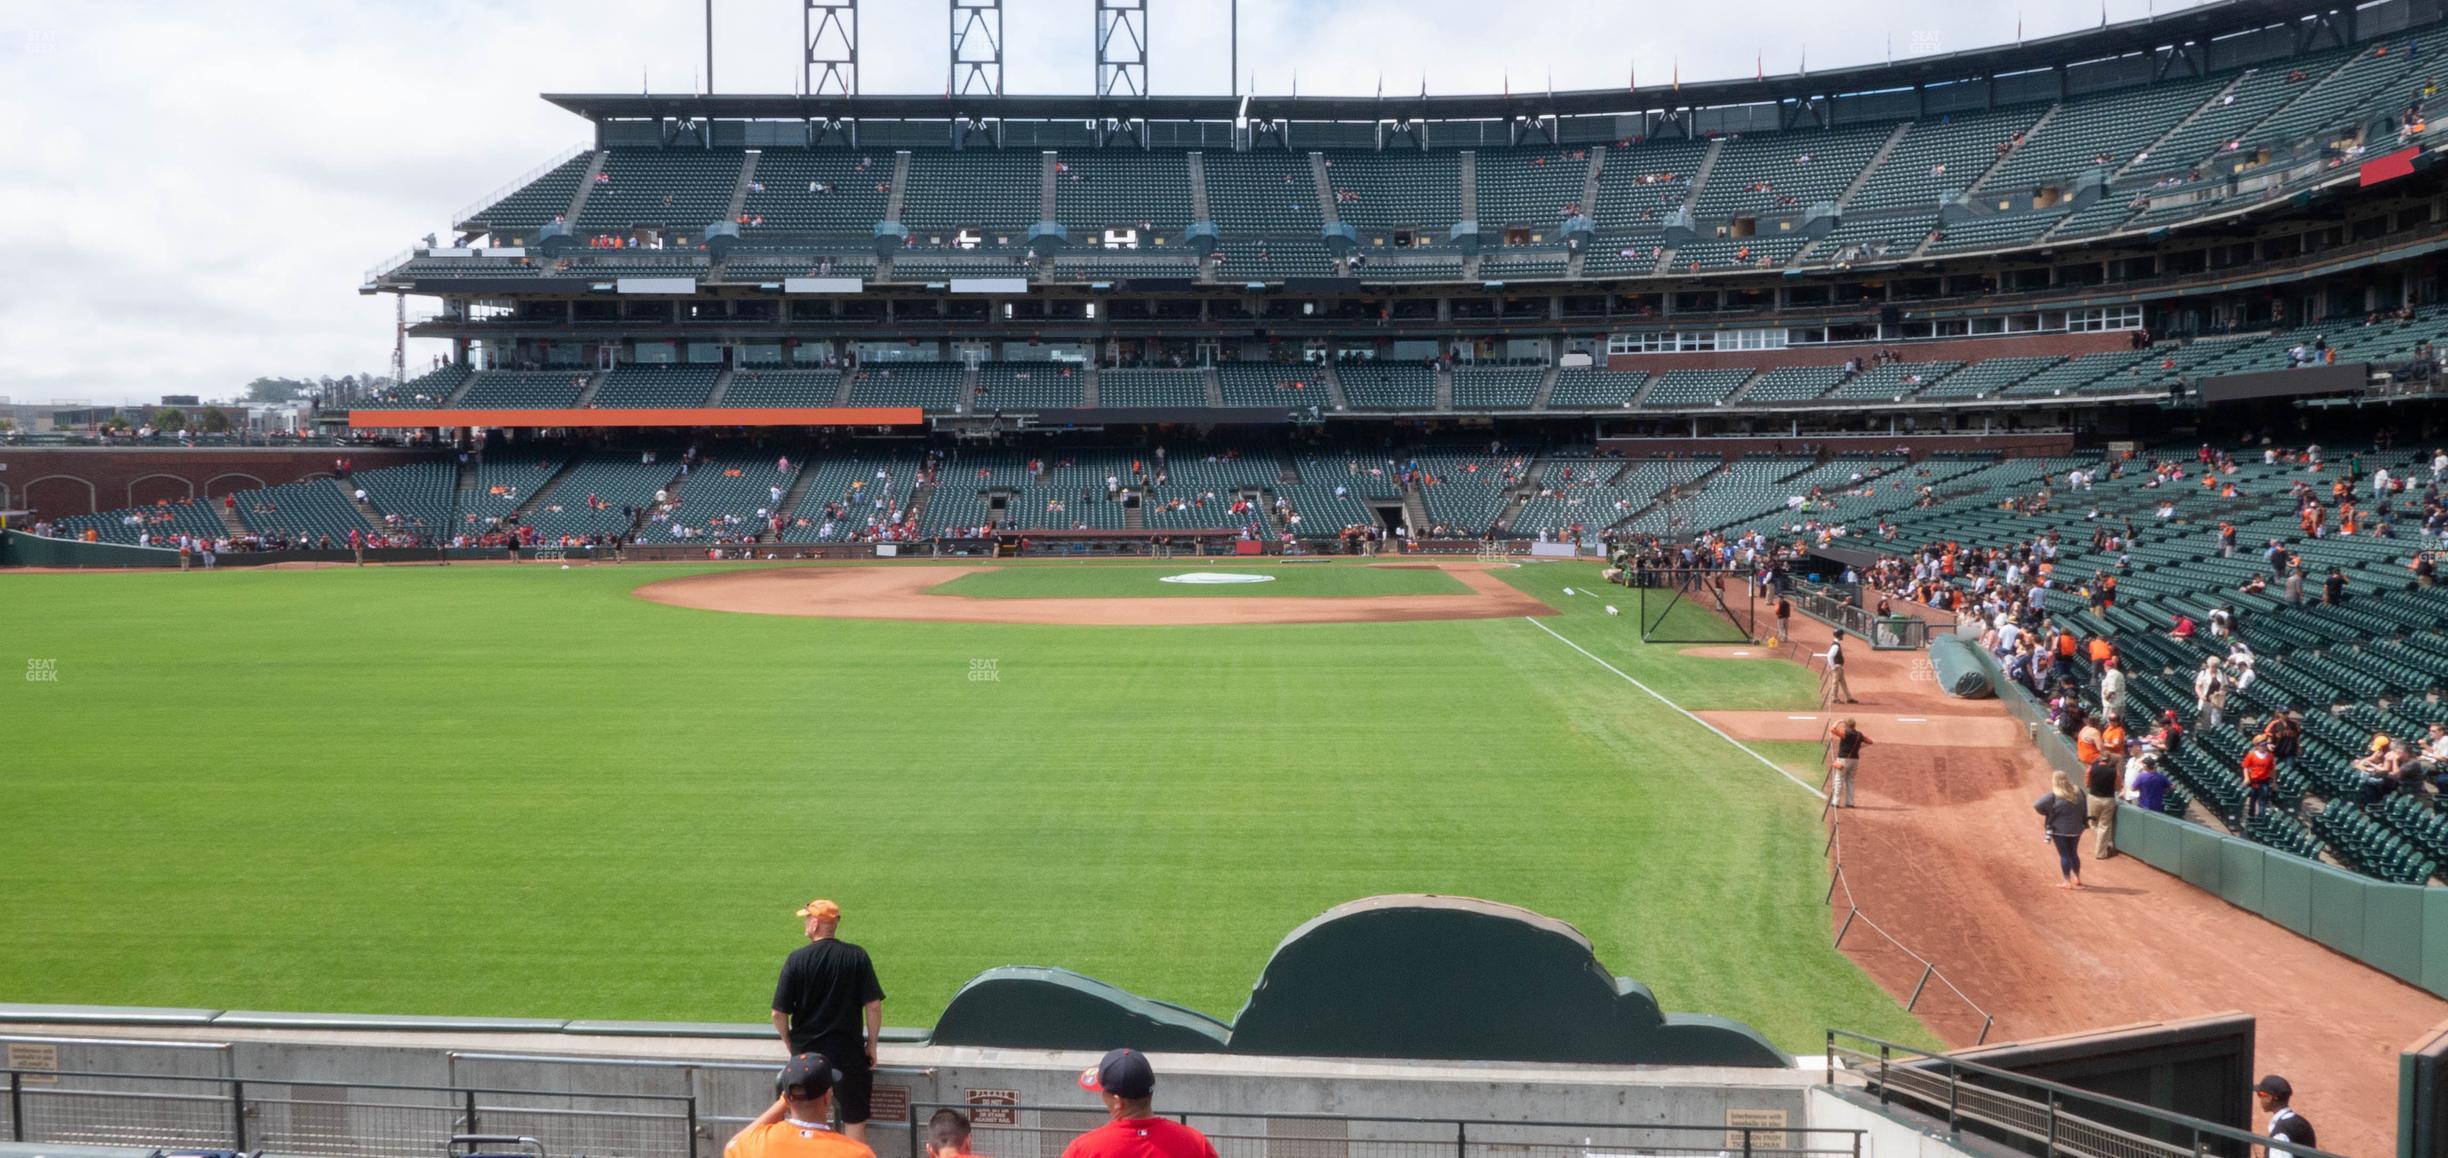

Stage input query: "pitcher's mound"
[{"left": 634, "top": 564, "right": 1553, "bottom": 626}]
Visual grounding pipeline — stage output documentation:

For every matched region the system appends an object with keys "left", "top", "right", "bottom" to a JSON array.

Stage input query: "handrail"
[
  {"left": 1822, "top": 1028, "right": 2350, "bottom": 1158},
  {"left": 907, "top": 1102, "right": 1870, "bottom": 1158},
  {"left": 451, "top": 142, "right": 592, "bottom": 230},
  {"left": 0, "top": 1066, "right": 692, "bottom": 1102},
  {"left": 363, "top": 247, "right": 416, "bottom": 286}
]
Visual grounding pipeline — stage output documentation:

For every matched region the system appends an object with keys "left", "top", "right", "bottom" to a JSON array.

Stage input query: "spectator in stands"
[
  {"left": 2127, "top": 754, "right": 2170, "bottom": 813},
  {"left": 2099, "top": 657, "right": 2127, "bottom": 723},
  {"left": 926, "top": 1110, "right": 983, "bottom": 1158},
  {"left": 2036, "top": 771, "right": 2089, "bottom": 890},
  {"left": 1064, "top": 1050, "right": 1217, "bottom": 1158},
  {"left": 724, "top": 1054, "right": 874, "bottom": 1158},
  {"left": 2194, "top": 658, "right": 2229, "bottom": 730},
  {"left": 2357, "top": 736, "right": 2407, "bottom": 804},
  {"left": 2253, "top": 1076, "right": 2316, "bottom": 1151},
  {"left": 2085, "top": 750, "right": 2121, "bottom": 858},
  {"left": 771, "top": 900, "right": 886, "bottom": 1144},
  {"left": 2242, "top": 737, "right": 2278, "bottom": 820}
]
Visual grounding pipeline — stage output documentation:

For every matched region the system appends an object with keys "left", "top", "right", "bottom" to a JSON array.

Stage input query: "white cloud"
[{"left": 1, "top": 0, "right": 2211, "bottom": 404}]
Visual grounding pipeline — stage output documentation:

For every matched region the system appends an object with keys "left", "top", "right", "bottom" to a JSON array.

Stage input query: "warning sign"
[
  {"left": 1724, "top": 1108, "right": 1788, "bottom": 1151},
  {"left": 869, "top": 1085, "right": 910, "bottom": 1124},
  {"left": 966, "top": 1089, "right": 1021, "bottom": 1126},
  {"left": 6, "top": 1043, "right": 58, "bottom": 1086}
]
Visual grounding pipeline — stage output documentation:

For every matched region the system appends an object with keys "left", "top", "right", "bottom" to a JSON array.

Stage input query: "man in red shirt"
[
  {"left": 1062, "top": 1050, "right": 1216, "bottom": 1158},
  {"left": 725, "top": 1054, "right": 875, "bottom": 1158},
  {"left": 2242, "top": 738, "right": 2278, "bottom": 820}
]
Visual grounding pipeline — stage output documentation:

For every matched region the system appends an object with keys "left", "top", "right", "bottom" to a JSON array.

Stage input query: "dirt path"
[
  {"left": 630, "top": 562, "right": 1553, "bottom": 626},
  {"left": 1770, "top": 614, "right": 2440, "bottom": 1156}
]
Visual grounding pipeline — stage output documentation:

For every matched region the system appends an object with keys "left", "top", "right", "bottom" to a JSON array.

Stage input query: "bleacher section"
[
  {"left": 1513, "top": 457, "right": 1717, "bottom": 541},
  {"left": 352, "top": 460, "right": 458, "bottom": 534},
  {"left": 1096, "top": 369, "right": 1209, "bottom": 408},
  {"left": 465, "top": 451, "right": 566, "bottom": 530},
  {"left": 1694, "top": 125, "right": 1891, "bottom": 219},
  {"left": 1213, "top": 238, "right": 1335, "bottom": 279},
  {"left": 1826, "top": 360, "right": 1962, "bottom": 402},
  {"left": 464, "top": 151, "right": 593, "bottom": 234},
  {"left": 235, "top": 480, "right": 374, "bottom": 543},
  {"left": 902, "top": 150, "right": 1042, "bottom": 235},
  {"left": 1053, "top": 152, "right": 1195, "bottom": 236},
  {"left": 592, "top": 365, "right": 719, "bottom": 408},
  {"left": 1337, "top": 363, "right": 1438, "bottom": 410},
  {"left": 1217, "top": 362, "right": 1330, "bottom": 406},
  {"left": 1592, "top": 140, "right": 1710, "bottom": 230},
  {"left": 1848, "top": 109, "right": 2045, "bottom": 213},
  {"left": 1546, "top": 368, "right": 1648, "bottom": 409},
  {"left": 649, "top": 456, "right": 798, "bottom": 541},
  {"left": 845, "top": 363, "right": 969, "bottom": 410},
  {"left": 720, "top": 370, "right": 842, "bottom": 407},
  {"left": 779, "top": 453, "right": 920, "bottom": 542},
  {"left": 456, "top": 372, "right": 591, "bottom": 409},
  {"left": 578, "top": 149, "right": 742, "bottom": 233},
  {"left": 57, "top": 499, "right": 228, "bottom": 546},
  {"left": 518, "top": 453, "right": 674, "bottom": 543},
  {"left": 1640, "top": 368, "right": 1755, "bottom": 409},
  {"left": 1985, "top": 77, "right": 2223, "bottom": 190},
  {"left": 1200, "top": 151, "right": 1323, "bottom": 232},
  {"left": 1474, "top": 148, "right": 1593, "bottom": 232},
  {"left": 972, "top": 362, "right": 1087, "bottom": 411},
  {"left": 1450, "top": 366, "right": 1546, "bottom": 410},
  {"left": 1735, "top": 366, "right": 1845, "bottom": 406},
  {"left": 740, "top": 151, "right": 893, "bottom": 234},
  {"left": 1321, "top": 151, "right": 1463, "bottom": 232},
  {"left": 355, "top": 366, "right": 469, "bottom": 409}
]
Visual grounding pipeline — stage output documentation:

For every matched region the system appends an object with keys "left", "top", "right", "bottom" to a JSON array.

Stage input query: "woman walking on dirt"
[{"left": 2035, "top": 771, "right": 2090, "bottom": 890}]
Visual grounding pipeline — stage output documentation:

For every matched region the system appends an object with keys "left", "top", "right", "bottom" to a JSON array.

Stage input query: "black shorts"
[{"left": 832, "top": 1059, "right": 874, "bottom": 1125}]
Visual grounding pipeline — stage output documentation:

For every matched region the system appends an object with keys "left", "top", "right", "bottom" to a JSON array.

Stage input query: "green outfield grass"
[
  {"left": 926, "top": 562, "right": 1472, "bottom": 598},
  {"left": 0, "top": 561, "right": 1928, "bottom": 1051}
]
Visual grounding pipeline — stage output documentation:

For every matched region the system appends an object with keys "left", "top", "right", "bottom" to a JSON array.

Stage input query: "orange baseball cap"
[{"left": 795, "top": 899, "right": 842, "bottom": 921}]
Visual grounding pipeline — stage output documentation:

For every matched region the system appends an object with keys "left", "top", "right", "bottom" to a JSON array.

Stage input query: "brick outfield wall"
[
  {"left": 0, "top": 448, "right": 439, "bottom": 521},
  {"left": 1604, "top": 329, "right": 2140, "bottom": 374}
]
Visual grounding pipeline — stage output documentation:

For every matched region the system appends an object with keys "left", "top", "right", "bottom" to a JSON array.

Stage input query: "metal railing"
[
  {"left": 450, "top": 143, "right": 593, "bottom": 231},
  {"left": 1823, "top": 1031, "right": 2349, "bottom": 1158},
  {"left": 1787, "top": 582, "right": 1929, "bottom": 651},
  {"left": 1, "top": 1068, "right": 696, "bottom": 1158},
  {"left": 909, "top": 1105, "right": 1866, "bottom": 1158}
]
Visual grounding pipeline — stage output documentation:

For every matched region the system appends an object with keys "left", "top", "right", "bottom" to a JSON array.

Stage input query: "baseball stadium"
[{"left": 12, "top": 1, "right": 2448, "bottom": 1155}]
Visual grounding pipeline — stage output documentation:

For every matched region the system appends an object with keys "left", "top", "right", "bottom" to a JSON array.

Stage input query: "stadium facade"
[{"left": 352, "top": 0, "right": 2448, "bottom": 439}]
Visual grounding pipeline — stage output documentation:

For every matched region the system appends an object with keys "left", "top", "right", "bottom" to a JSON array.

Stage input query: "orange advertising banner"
[{"left": 348, "top": 407, "right": 926, "bottom": 429}]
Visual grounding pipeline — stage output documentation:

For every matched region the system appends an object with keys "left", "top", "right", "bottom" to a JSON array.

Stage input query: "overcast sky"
[{"left": 0, "top": 0, "right": 2213, "bottom": 405}]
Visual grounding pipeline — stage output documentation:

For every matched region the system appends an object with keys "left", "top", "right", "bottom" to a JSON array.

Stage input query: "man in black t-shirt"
[{"left": 771, "top": 899, "right": 886, "bottom": 1142}]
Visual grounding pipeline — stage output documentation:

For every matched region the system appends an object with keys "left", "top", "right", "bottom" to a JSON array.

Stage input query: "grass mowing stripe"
[
  {"left": 0, "top": 562, "right": 1930, "bottom": 1051},
  {"left": 1522, "top": 616, "right": 1826, "bottom": 800}
]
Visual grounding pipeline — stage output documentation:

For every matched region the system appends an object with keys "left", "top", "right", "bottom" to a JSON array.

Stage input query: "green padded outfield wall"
[{"left": 929, "top": 895, "right": 1788, "bottom": 1066}]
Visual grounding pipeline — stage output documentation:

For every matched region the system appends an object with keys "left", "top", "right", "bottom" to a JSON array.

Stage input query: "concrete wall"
[
  {"left": 0, "top": 1026, "right": 1827, "bottom": 1158},
  {"left": 1804, "top": 1089, "right": 1978, "bottom": 1158}
]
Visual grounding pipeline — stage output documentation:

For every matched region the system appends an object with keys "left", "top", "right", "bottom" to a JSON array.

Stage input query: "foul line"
[{"left": 1522, "top": 616, "right": 1826, "bottom": 800}]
